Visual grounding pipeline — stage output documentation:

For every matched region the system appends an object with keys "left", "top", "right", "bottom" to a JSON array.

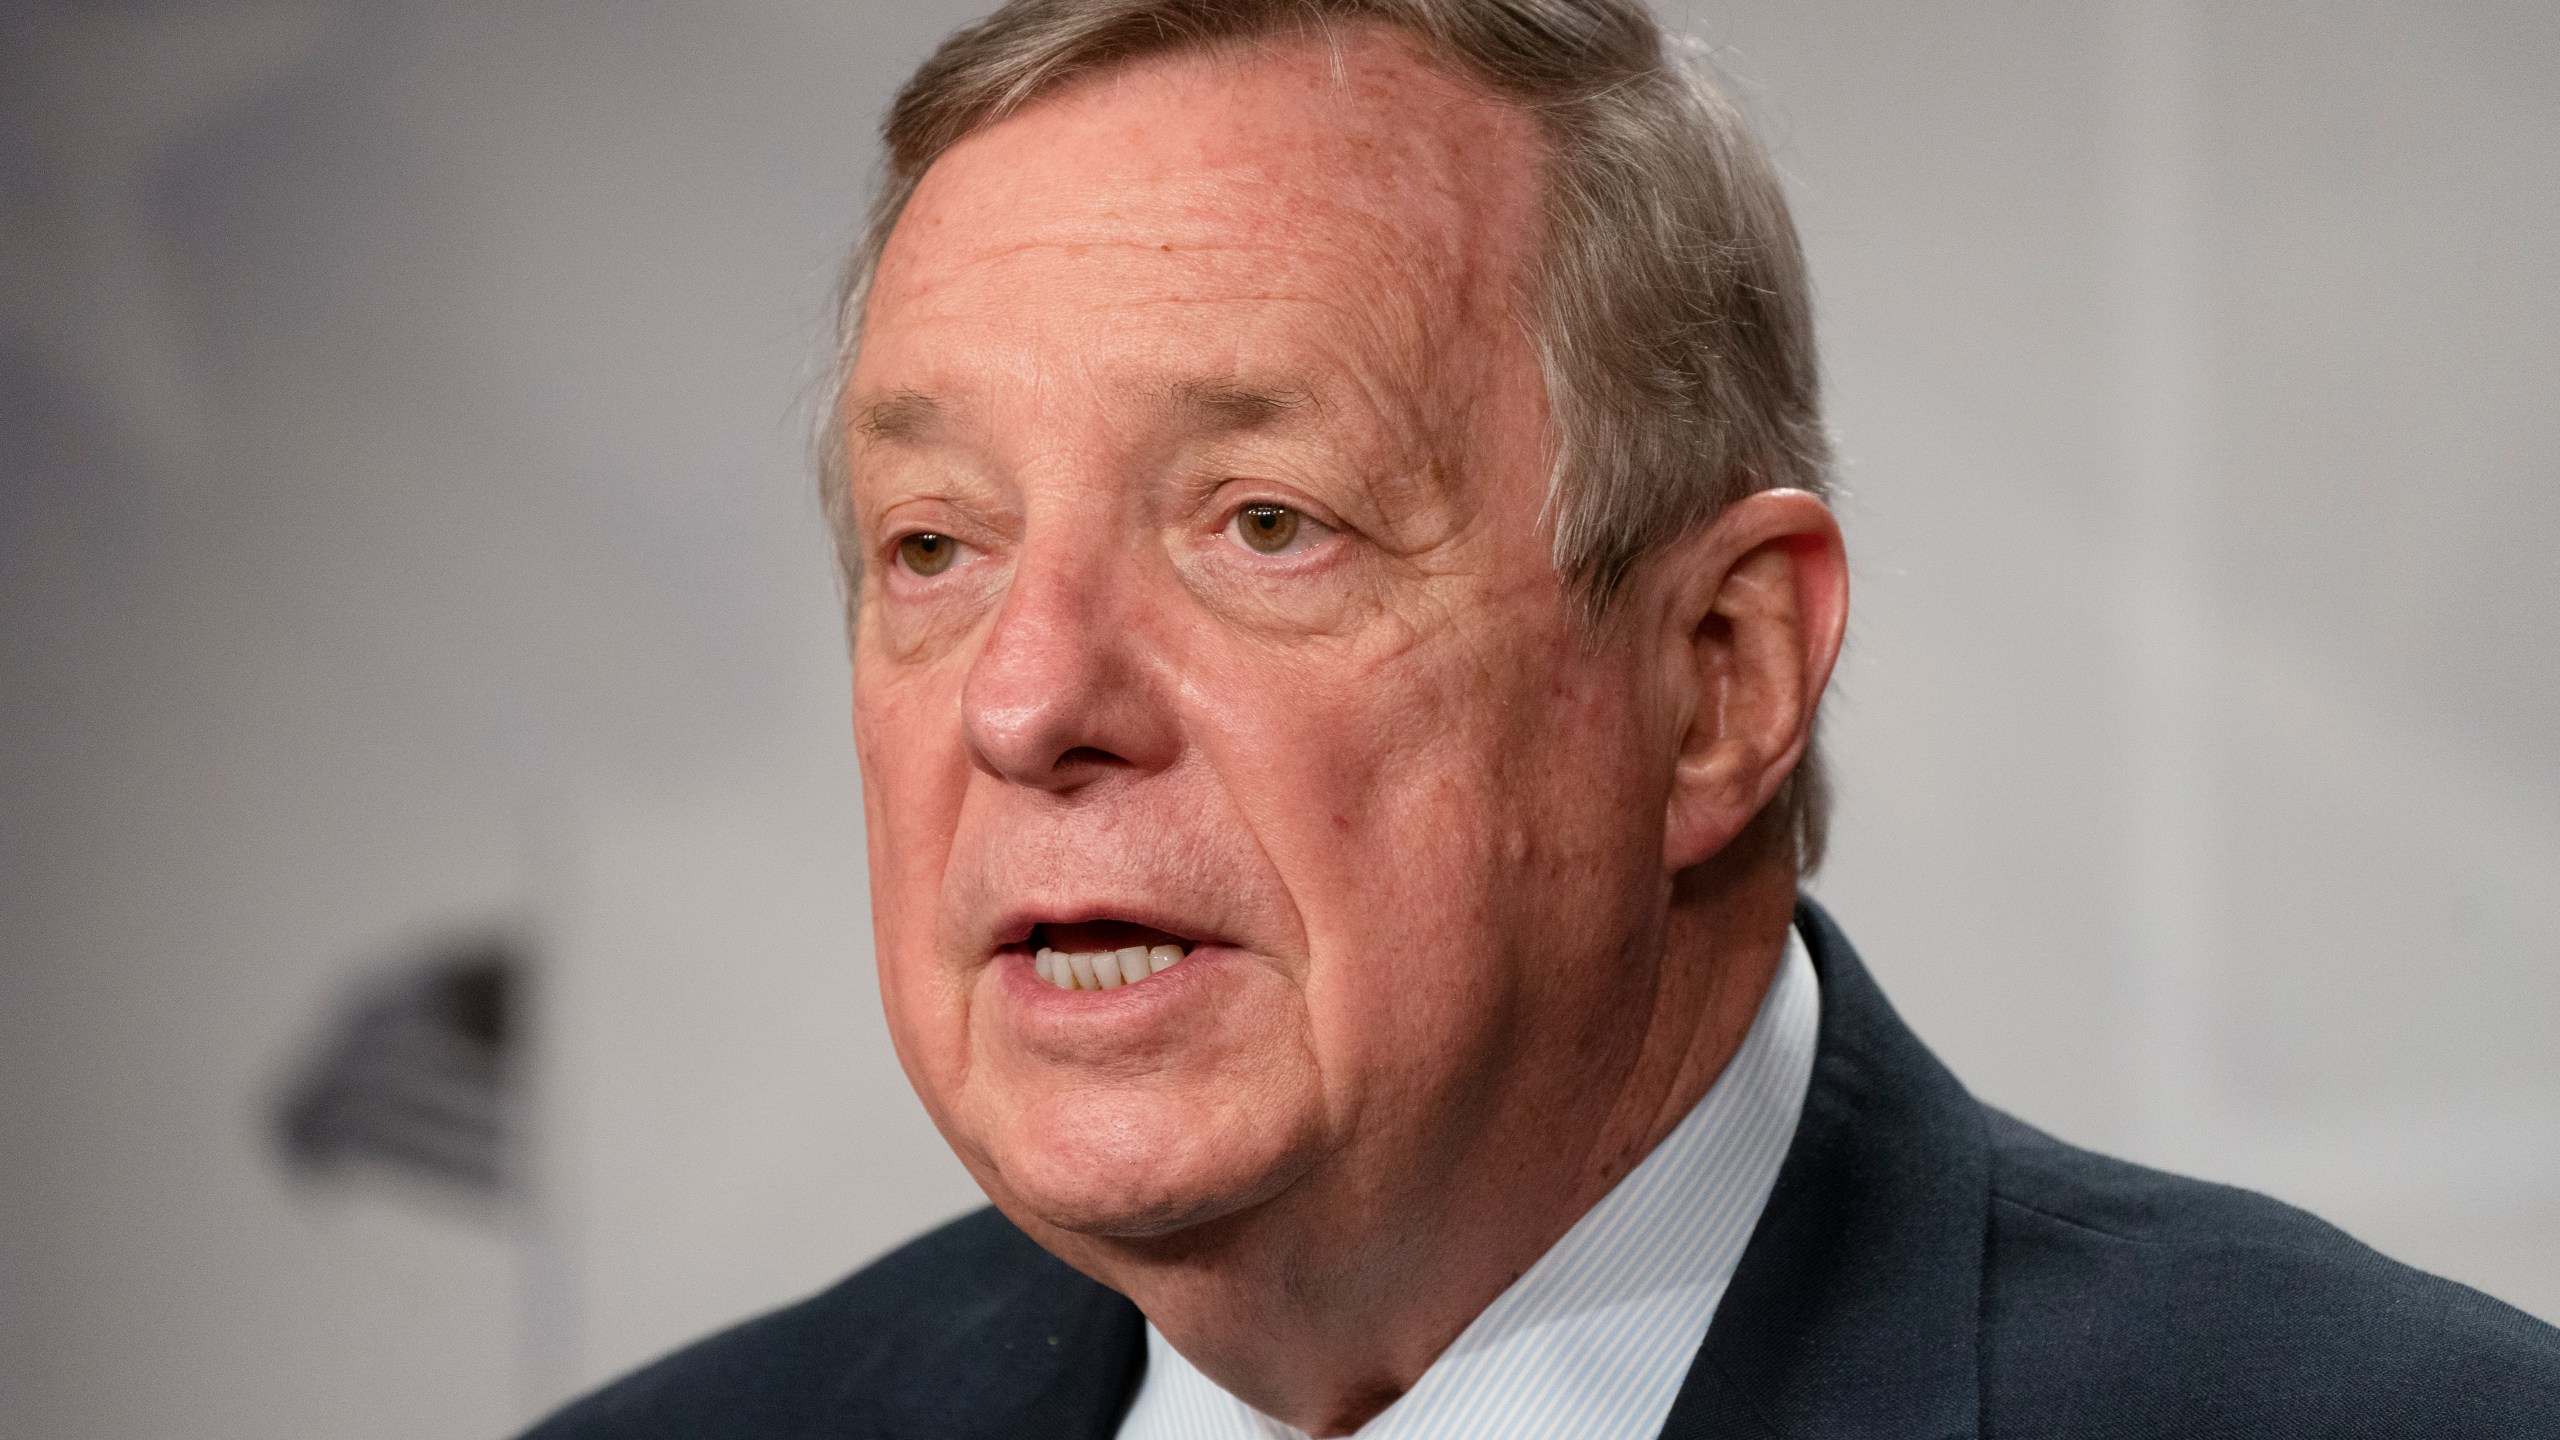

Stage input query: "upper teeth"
[{"left": 1035, "top": 943, "right": 1185, "bottom": 990}]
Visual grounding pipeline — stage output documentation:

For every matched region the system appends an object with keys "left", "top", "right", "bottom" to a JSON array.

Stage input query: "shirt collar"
[{"left": 1120, "top": 925, "right": 1822, "bottom": 1440}]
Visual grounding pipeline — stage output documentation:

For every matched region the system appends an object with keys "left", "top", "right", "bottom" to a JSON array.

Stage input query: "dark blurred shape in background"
[{"left": 276, "top": 936, "right": 523, "bottom": 1199}]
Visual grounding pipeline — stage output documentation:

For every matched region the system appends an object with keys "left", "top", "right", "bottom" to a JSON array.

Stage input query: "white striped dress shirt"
[{"left": 1117, "top": 925, "right": 1820, "bottom": 1440}]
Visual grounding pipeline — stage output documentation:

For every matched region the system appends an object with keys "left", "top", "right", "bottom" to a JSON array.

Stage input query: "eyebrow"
[
  {"left": 852, "top": 389, "right": 945, "bottom": 443},
  {"left": 850, "top": 377, "right": 1319, "bottom": 449},
  {"left": 1157, "top": 377, "right": 1316, "bottom": 433}
]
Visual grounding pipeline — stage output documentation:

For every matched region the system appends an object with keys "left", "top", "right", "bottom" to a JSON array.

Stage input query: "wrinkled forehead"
[{"left": 862, "top": 26, "right": 1551, "bottom": 374}]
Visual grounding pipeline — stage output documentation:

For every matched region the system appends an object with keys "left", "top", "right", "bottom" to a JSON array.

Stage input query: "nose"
[{"left": 961, "top": 531, "right": 1179, "bottom": 792}]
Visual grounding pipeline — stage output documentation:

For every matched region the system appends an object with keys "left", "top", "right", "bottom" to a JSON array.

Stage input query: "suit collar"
[{"left": 1657, "top": 898, "right": 1988, "bottom": 1440}]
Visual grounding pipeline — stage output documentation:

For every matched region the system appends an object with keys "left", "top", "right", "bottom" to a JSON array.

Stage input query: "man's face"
[{"left": 846, "top": 32, "right": 1681, "bottom": 1244}]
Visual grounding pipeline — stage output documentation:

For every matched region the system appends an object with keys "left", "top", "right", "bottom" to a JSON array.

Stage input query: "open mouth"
[{"left": 1027, "top": 920, "right": 1195, "bottom": 992}]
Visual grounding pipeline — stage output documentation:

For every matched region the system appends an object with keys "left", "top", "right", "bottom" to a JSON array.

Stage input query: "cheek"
[
  {"left": 1243, "top": 615, "right": 1625, "bottom": 867},
  {"left": 1249, "top": 609, "right": 1648, "bottom": 978},
  {"left": 1199, "top": 613, "right": 1644, "bottom": 1066},
  {"left": 853, "top": 661, "right": 976, "bottom": 1057},
  {"left": 854, "top": 679, "right": 941, "bottom": 902}
]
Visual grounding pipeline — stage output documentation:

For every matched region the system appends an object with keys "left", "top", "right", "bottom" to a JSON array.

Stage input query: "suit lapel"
[
  {"left": 1656, "top": 900, "right": 1989, "bottom": 1440},
  {"left": 874, "top": 1241, "right": 1145, "bottom": 1439}
]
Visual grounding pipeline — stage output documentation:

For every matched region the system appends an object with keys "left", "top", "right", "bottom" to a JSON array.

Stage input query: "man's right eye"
[{"left": 895, "top": 532, "right": 960, "bottom": 576}]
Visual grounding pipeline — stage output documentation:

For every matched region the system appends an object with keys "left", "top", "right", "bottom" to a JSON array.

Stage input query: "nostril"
[{"left": 1055, "top": 745, "right": 1125, "bottom": 771}]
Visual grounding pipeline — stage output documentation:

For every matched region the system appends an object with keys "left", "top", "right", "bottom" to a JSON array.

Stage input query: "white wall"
[
  {"left": 3, "top": 3, "right": 2553, "bottom": 1436},
  {"left": 1711, "top": 0, "right": 2560, "bottom": 1311}
]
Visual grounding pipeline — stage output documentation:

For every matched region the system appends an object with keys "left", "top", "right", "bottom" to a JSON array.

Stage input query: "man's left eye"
[{"left": 1230, "top": 503, "right": 1318, "bottom": 555}]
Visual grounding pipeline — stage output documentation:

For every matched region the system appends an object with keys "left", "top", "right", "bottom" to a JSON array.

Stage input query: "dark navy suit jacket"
[{"left": 525, "top": 901, "right": 2560, "bottom": 1437}]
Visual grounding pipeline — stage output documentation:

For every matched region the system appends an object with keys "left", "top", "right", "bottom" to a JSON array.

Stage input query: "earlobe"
[{"left": 1657, "top": 490, "right": 1848, "bottom": 873}]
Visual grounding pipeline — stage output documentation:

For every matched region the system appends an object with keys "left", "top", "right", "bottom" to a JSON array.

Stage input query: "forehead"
[{"left": 856, "top": 27, "right": 1548, "bottom": 420}]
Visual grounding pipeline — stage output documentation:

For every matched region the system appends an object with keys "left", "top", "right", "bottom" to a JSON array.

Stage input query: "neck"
[{"left": 1067, "top": 854, "right": 1799, "bottom": 1436}]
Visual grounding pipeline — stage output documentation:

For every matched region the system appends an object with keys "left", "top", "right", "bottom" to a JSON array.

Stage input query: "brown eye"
[
  {"left": 1234, "top": 504, "right": 1301, "bottom": 554},
  {"left": 896, "top": 532, "right": 959, "bottom": 576}
]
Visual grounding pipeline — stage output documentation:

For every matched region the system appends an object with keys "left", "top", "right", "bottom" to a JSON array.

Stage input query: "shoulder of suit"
[
  {"left": 517, "top": 1206, "right": 1090, "bottom": 1439},
  {"left": 1977, "top": 1106, "right": 2560, "bottom": 1435}
]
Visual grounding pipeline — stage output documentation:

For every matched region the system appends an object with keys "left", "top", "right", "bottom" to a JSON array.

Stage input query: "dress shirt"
[{"left": 1117, "top": 924, "right": 1820, "bottom": 1440}]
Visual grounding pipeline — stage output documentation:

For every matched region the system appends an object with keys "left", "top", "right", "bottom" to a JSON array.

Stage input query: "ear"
[{"left": 1651, "top": 489, "right": 1849, "bottom": 873}]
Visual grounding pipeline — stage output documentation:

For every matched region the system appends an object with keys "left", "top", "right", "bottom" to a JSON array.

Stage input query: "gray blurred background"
[{"left": 3, "top": 1, "right": 2554, "bottom": 1435}]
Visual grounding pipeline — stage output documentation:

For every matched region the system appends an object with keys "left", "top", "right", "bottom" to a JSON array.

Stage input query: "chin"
[{"left": 978, "top": 1092, "right": 1318, "bottom": 1243}]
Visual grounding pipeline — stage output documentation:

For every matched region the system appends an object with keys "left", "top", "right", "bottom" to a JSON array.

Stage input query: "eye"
[
  {"left": 1231, "top": 503, "right": 1309, "bottom": 555},
  {"left": 895, "top": 531, "right": 961, "bottom": 576}
]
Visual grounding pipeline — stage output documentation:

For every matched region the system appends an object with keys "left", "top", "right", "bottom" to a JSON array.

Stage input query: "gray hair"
[{"left": 821, "top": 0, "right": 1835, "bottom": 869}]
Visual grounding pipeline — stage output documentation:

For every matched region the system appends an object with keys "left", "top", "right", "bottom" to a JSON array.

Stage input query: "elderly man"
[{"left": 528, "top": 1, "right": 2559, "bottom": 1436}]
